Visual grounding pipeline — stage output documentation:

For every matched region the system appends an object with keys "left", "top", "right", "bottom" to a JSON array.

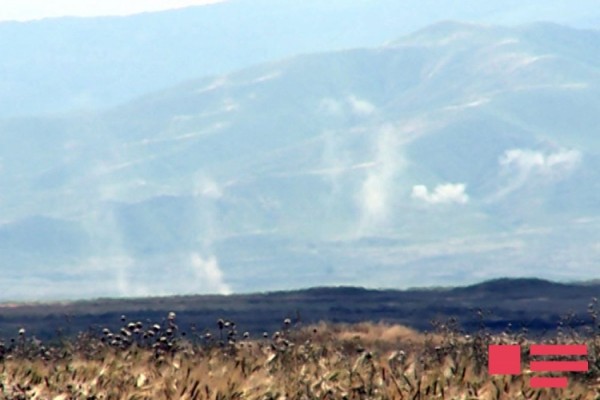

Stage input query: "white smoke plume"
[
  {"left": 494, "top": 148, "right": 582, "bottom": 198},
  {"left": 356, "top": 125, "right": 404, "bottom": 233},
  {"left": 411, "top": 183, "right": 469, "bottom": 204},
  {"left": 190, "top": 253, "right": 231, "bottom": 295},
  {"left": 500, "top": 148, "right": 581, "bottom": 175},
  {"left": 318, "top": 95, "right": 376, "bottom": 117},
  {"left": 347, "top": 95, "right": 376, "bottom": 116},
  {"left": 193, "top": 173, "right": 223, "bottom": 199}
]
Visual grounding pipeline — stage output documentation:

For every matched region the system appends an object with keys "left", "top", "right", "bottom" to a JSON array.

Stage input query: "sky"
[{"left": 0, "top": 0, "right": 226, "bottom": 22}]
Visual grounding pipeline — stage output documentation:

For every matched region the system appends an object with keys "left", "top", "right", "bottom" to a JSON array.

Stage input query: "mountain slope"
[
  {"left": 1, "top": 22, "right": 600, "bottom": 300},
  {"left": 2, "top": 0, "right": 600, "bottom": 117}
]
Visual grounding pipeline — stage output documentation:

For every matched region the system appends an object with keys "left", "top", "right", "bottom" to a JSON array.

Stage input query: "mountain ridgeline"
[
  {"left": 0, "top": 278, "right": 597, "bottom": 340},
  {"left": 1, "top": 22, "right": 600, "bottom": 300},
  {"left": 2, "top": 0, "right": 600, "bottom": 117}
]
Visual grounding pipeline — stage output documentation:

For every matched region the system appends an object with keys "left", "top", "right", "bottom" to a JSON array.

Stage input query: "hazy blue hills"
[
  {"left": 2, "top": 0, "right": 600, "bottom": 117},
  {"left": 1, "top": 22, "right": 600, "bottom": 300}
]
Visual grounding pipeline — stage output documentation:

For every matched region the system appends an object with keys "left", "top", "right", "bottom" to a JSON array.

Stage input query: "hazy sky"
[{"left": 0, "top": 0, "right": 226, "bottom": 22}]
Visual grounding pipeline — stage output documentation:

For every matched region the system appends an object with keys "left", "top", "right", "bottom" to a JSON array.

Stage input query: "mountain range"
[
  {"left": 1, "top": 20, "right": 600, "bottom": 300},
  {"left": 2, "top": 0, "right": 600, "bottom": 117}
]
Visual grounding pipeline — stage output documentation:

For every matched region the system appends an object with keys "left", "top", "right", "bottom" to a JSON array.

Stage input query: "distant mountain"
[
  {"left": 2, "top": 0, "right": 600, "bottom": 117},
  {"left": 1, "top": 22, "right": 600, "bottom": 300},
  {"left": 0, "top": 278, "right": 597, "bottom": 339}
]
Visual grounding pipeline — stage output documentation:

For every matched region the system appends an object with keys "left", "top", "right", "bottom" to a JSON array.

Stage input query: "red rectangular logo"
[{"left": 488, "top": 344, "right": 589, "bottom": 389}]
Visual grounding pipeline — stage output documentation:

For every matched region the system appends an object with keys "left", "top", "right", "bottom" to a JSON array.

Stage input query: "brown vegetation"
[{"left": 0, "top": 313, "right": 599, "bottom": 399}]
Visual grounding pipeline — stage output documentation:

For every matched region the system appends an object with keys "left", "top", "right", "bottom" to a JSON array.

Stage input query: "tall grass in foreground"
[{"left": 0, "top": 314, "right": 599, "bottom": 399}]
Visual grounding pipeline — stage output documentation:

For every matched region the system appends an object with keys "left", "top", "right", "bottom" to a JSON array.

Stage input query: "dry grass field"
[{"left": 0, "top": 313, "right": 599, "bottom": 399}]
